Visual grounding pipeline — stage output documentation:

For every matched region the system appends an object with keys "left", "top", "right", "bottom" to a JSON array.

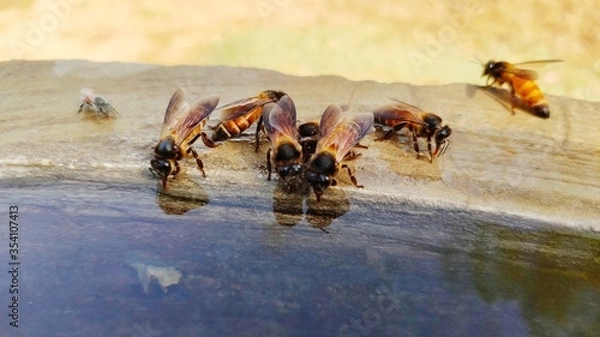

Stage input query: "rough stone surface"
[{"left": 1, "top": 60, "right": 599, "bottom": 229}]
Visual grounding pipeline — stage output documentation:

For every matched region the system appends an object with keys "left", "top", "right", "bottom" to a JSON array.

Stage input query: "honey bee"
[
  {"left": 306, "top": 105, "right": 374, "bottom": 201},
  {"left": 262, "top": 95, "right": 304, "bottom": 191},
  {"left": 150, "top": 88, "right": 220, "bottom": 190},
  {"left": 481, "top": 60, "right": 562, "bottom": 118},
  {"left": 211, "top": 90, "right": 287, "bottom": 150},
  {"left": 372, "top": 100, "right": 451, "bottom": 162},
  {"left": 297, "top": 121, "right": 320, "bottom": 162},
  {"left": 78, "top": 88, "right": 119, "bottom": 119}
]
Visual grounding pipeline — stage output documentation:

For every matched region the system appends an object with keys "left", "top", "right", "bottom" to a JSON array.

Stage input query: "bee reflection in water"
[
  {"left": 155, "top": 179, "right": 209, "bottom": 215},
  {"left": 271, "top": 183, "right": 350, "bottom": 232}
]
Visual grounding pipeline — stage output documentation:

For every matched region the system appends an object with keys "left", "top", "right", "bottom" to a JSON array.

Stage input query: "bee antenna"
[{"left": 469, "top": 57, "right": 484, "bottom": 67}]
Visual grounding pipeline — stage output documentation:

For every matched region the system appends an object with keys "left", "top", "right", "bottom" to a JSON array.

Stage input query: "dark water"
[{"left": 1, "top": 178, "right": 600, "bottom": 337}]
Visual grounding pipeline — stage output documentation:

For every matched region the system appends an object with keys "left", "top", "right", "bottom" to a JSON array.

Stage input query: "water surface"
[{"left": 2, "top": 178, "right": 599, "bottom": 337}]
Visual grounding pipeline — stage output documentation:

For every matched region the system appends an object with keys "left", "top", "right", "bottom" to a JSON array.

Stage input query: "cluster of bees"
[
  {"left": 148, "top": 88, "right": 452, "bottom": 201},
  {"left": 78, "top": 59, "right": 559, "bottom": 201}
]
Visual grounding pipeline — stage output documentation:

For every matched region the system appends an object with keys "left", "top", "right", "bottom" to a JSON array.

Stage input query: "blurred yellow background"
[{"left": 1, "top": 0, "right": 598, "bottom": 101}]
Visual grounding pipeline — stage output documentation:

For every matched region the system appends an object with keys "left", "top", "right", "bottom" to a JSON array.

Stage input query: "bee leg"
[
  {"left": 173, "top": 161, "right": 181, "bottom": 176},
  {"left": 188, "top": 147, "right": 207, "bottom": 177},
  {"left": 433, "top": 139, "right": 450, "bottom": 157},
  {"left": 375, "top": 123, "right": 407, "bottom": 142},
  {"left": 266, "top": 148, "right": 272, "bottom": 181},
  {"left": 427, "top": 136, "right": 434, "bottom": 163},
  {"left": 161, "top": 176, "right": 168, "bottom": 190},
  {"left": 200, "top": 132, "right": 219, "bottom": 148},
  {"left": 254, "top": 114, "right": 264, "bottom": 153},
  {"left": 374, "top": 129, "right": 395, "bottom": 141},
  {"left": 315, "top": 192, "right": 323, "bottom": 202},
  {"left": 354, "top": 143, "right": 369, "bottom": 149},
  {"left": 96, "top": 105, "right": 111, "bottom": 119},
  {"left": 343, "top": 151, "right": 363, "bottom": 161},
  {"left": 342, "top": 164, "right": 363, "bottom": 188},
  {"left": 411, "top": 129, "right": 421, "bottom": 160},
  {"left": 77, "top": 103, "right": 84, "bottom": 114},
  {"left": 509, "top": 86, "right": 517, "bottom": 115}
]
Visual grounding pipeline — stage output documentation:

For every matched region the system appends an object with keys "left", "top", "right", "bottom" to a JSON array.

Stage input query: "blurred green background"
[{"left": 1, "top": 0, "right": 598, "bottom": 101}]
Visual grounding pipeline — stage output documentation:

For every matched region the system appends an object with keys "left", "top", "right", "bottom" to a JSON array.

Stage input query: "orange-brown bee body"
[
  {"left": 482, "top": 60, "right": 561, "bottom": 118},
  {"left": 211, "top": 90, "right": 287, "bottom": 142},
  {"left": 373, "top": 100, "right": 451, "bottom": 162},
  {"left": 306, "top": 105, "right": 373, "bottom": 201},
  {"left": 262, "top": 96, "right": 305, "bottom": 191},
  {"left": 150, "top": 88, "right": 220, "bottom": 190}
]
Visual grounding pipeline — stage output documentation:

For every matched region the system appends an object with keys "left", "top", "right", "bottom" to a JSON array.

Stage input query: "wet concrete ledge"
[{"left": 0, "top": 60, "right": 599, "bottom": 229}]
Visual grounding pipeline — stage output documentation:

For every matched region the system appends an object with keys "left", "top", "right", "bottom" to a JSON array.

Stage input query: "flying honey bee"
[
  {"left": 150, "top": 88, "right": 220, "bottom": 190},
  {"left": 306, "top": 105, "right": 374, "bottom": 201},
  {"left": 211, "top": 90, "right": 287, "bottom": 150},
  {"left": 481, "top": 60, "right": 562, "bottom": 118},
  {"left": 372, "top": 100, "right": 451, "bottom": 162},
  {"left": 261, "top": 95, "right": 304, "bottom": 191},
  {"left": 78, "top": 88, "right": 119, "bottom": 119}
]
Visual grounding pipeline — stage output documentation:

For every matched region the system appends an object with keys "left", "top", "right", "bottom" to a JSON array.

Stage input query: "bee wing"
[
  {"left": 217, "top": 94, "right": 275, "bottom": 122},
  {"left": 388, "top": 99, "right": 424, "bottom": 112},
  {"left": 513, "top": 59, "right": 563, "bottom": 66},
  {"left": 160, "top": 88, "right": 191, "bottom": 138},
  {"left": 507, "top": 60, "right": 562, "bottom": 80},
  {"left": 373, "top": 101, "right": 425, "bottom": 124},
  {"left": 317, "top": 113, "right": 374, "bottom": 163},
  {"left": 318, "top": 104, "right": 344, "bottom": 139},
  {"left": 173, "top": 94, "right": 220, "bottom": 145},
  {"left": 80, "top": 87, "right": 96, "bottom": 104},
  {"left": 506, "top": 67, "right": 539, "bottom": 80},
  {"left": 263, "top": 95, "right": 299, "bottom": 142}
]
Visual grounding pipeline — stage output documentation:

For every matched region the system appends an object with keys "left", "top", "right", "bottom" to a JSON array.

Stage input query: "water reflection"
[
  {"left": 271, "top": 183, "right": 350, "bottom": 229},
  {"left": 154, "top": 180, "right": 208, "bottom": 215},
  {"left": 305, "top": 188, "right": 350, "bottom": 229},
  {"left": 466, "top": 226, "right": 600, "bottom": 337},
  {"left": 6, "top": 182, "right": 600, "bottom": 337},
  {"left": 272, "top": 183, "right": 305, "bottom": 227}
]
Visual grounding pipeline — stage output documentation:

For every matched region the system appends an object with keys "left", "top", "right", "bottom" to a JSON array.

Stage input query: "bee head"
[
  {"left": 482, "top": 60, "right": 495, "bottom": 76},
  {"left": 150, "top": 158, "right": 172, "bottom": 178},
  {"left": 278, "top": 164, "right": 304, "bottom": 191},
  {"left": 482, "top": 61, "right": 505, "bottom": 85},
  {"left": 278, "top": 164, "right": 302, "bottom": 178},
  {"left": 435, "top": 125, "right": 452, "bottom": 143},
  {"left": 433, "top": 125, "right": 452, "bottom": 157},
  {"left": 307, "top": 171, "right": 332, "bottom": 201},
  {"left": 262, "top": 90, "right": 287, "bottom": 102}
]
